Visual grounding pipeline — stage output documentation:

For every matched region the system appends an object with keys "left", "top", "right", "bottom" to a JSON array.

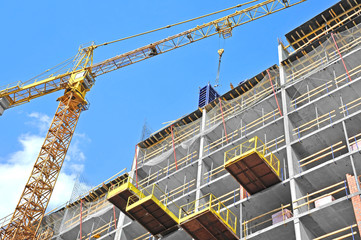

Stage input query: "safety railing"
[
  {"left": 349, "top": 132, "right": 361, "bottom": 152},
  {"left": 108, "top": 176, "right": 130, "bottom": 193},
  {"left": 64, "top": 198, "right": 110, "bottom": 228},
  {"left": 107, "top": 176, "right": 144, "bottom": 202},
  {"left": 284, "top": 22, "right": 361, "bottom": 83},
  {"left": 298, "top": 141, "right": 347, "bottom": 168},
  {"left": 291, "top": 62, "right": 361, "bottom": 111},
  {"left": 80, "top": 216, "right": 117, "bottom": 240},
  {"left": 340, "top": 95, "right": 361, "bottom": 117},
  {"left": 224, "top": 136, "right": 280, "bottom": 177},
  {"left": 291, "top": 81, "right": 333, "bottom": 109},
  {"left": 206, "top": 73, "right": 279, "bottom": 129},
  {"left": 293, "top": 180, "right": 348, "bottom": 213},
  {"left": 126, "top": 183, "right": 180, "bottom": 219},
  {"left": 204, "top": 135, "right": 284, "bottom": 184},
  {"left": 179, "top": 193, "right": 237, "bottom": 234},
  {"left": 313, "top": 224, "right": 357, "bottom": 240},
  {"left": 242, "top": 203, "right": 292, "bottom": 238},
  {"left": 134, "top": 232, "right": 152, "bottom": 240},
  {"left": 69, "top": 168, "right": 127, "bottom": 206},
  {"left": 204, "top": 108, "right": 281, "bottom": 155},
  {"left": 137, "top": 119, "right": 201, "bottom": 165},
  {"left": 137, "top": 151, "right": 198, "bottom": 187},
  {"left": 159, "top": 179, "right": 196, "bottom": 202},
  {"left": 0, "top": 81, "right": 22, "bottom": 94},
  {"left": 293, "top": 110, "right": 336, "bottom": 139}
]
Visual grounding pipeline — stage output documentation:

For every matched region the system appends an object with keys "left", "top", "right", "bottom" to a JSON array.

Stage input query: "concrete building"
[{"left": 6, "top": 0, "right": 361, "bottom": 239}]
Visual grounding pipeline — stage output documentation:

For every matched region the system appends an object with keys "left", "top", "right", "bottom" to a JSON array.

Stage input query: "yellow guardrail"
[
  {"left": 107, "top": 176, "right": 143, "bottom": 201},
  {"left": 179, "top": 193, "right": 237, "bottom": 234},
  {"left": 224, "top": 136, "right": 280, "bottom": 176},
  {"left": 108, "top": 176, "right": 129, "bottom": 193},
  {"left": 126, "top": 183, "right": 180, "bottom": 222}
]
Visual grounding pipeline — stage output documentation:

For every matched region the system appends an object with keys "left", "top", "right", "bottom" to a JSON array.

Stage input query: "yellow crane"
[{"left": 0, "top": 0, "right": 305, "bottom": 239}]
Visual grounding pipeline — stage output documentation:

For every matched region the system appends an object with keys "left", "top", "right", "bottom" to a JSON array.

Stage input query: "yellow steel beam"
[
  {"left": 2, "top": 91, "right": 87, "bottom": 239},
  {"left": 90, "top": 0, "right": 306, "bottom": 77}
]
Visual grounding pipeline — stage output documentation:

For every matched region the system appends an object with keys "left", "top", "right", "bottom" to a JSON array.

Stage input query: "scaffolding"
[
  {"left": 126, "top": 183, "right": 180, "bottom": 237},
  {"left": 179, "top": 193, "right": 238, "bottom": 240},
  {"left": 224, "top": 136, "right": 281, "bottom": 194},
  {"left": 107, "top": 177, "right": 140, "bottom": 219},
  {"left": 19, "top": 2, "right": 361, "bottom": 239},
  {"left": 313, "top": 224, "right": 358, "bottom": 240},
  {"left": 293, "top": 179, "right": 349, "bottom": 213},
  {"left": 242, "top": 203, "right": 292, "bottom": 238}
]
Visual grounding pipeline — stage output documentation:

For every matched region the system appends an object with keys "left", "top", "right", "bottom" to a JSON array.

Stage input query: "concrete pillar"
[
  {"left": 341, "top": 121, "right": 361, "bottom": 191},
  {"left": 278, "top": 44, "right": 302, "bottom": 240},
  {"left": 195, "top": 109, "right": 207, "bottom": 207},
  {"left": 114, "top": 147, "right": 139, "bottom": 240},
  {"left": 346, "top": 174, "right": 361, "bottom": 237}
]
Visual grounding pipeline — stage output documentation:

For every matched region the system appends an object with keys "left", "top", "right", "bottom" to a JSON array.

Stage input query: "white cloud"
[
  {"left": 0, "top": 112, "right": 90, "bottom": 221},
  {"left": 27, "top": 112, "right": 51, "bottom": 134}
]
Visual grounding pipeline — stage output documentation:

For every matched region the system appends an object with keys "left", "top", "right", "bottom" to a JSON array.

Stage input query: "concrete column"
[
  {"left": 278, "top": 44, "right": 302, "bottom": 240},
  {"left": 195, "top": 109, "right": 207, "bottom": 207},
  {"left": 239, "top": 198, "right": 243, "bottom": 239},
  {"left": 341, "top": 121, "right": 361, "bottom": 191},
  {"left": 114, "top": 147, "right": 139, "bottom": 240}
]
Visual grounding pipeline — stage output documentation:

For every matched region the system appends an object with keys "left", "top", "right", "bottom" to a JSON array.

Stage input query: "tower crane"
[{"left": 0, "top": 0, "right": 306, "bottom": 239}]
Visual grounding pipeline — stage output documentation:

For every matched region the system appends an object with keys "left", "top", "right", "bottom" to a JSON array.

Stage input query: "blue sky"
[{"left": 0, "top": 0, "right": 338, "bottom": 216}]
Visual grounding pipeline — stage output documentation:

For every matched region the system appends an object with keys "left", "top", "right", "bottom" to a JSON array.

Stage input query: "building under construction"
[{"left": 2, "top": 0, "right": 361, "bottom": 239}]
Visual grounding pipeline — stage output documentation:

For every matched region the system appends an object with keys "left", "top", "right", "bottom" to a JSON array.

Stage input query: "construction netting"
[
  {"left": 35, "top": 170, "right": 127, "bottom": 239},
  {"left": 135, "top": 67, "right": 284, "bottom": 189},
  {"left": 36, "top": 195, "right": 118, "bottom": 239},
  {"left": 136, "top": 117, "right": 201, "bottom": 186},
  {"left": 203, "top": 68, "right": 282, "bottom": 156},
  {"left": 283, "top": 21, "right": 361, "bottom": 85}
]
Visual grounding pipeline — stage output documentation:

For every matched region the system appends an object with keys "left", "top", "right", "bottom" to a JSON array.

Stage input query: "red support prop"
[
  {"left": 331, "top": 32, "right": 352, "bottom": 82},
  {"left": 135, "top": 145, "right": 138, "bottom": 188},
  {"left": 267, "top": 69, "right": 282, "bottom": 117},
  {"left": 171, "top": 125, "right": 178, "bottom": 170},
  {"left": 219, "top": 98, "right": 229, "bottom": 143},
  {"left": 113, "top": 206, "right": 117, "bottom": 229}
]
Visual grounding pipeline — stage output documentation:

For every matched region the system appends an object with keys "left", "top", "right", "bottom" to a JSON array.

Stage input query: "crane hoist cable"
[
  {"left": 214, "top": 48, "right": 224, "bottom": 88},
  {"left": 7, "top": 1, "right": 258, "bottom": 90}
]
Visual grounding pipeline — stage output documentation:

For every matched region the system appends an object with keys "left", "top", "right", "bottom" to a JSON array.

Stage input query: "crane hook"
[{"left": 214, "top": 49, "right": 224, "bottom": 88}]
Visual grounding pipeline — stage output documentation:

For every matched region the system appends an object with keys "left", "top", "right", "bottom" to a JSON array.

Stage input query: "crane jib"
[{"left": 0, "top": 0, "right": 307, "bottom": 238}]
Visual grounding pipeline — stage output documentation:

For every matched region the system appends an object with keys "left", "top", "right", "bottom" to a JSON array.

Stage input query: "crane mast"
[{"left": 0, "top": 0, "right": 306, "bottom": 239}]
